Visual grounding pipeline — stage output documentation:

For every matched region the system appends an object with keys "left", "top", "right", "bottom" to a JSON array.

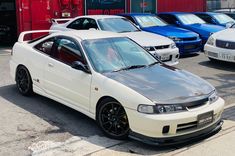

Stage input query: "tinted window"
[
  {"left": 34, "top": 38, "right": 55, "bottom": 55},
  {"left": 53, "top": 38, "right": 85, "bottom": 65},
  {"left": 67, "top": 18, "right": 98, "bottom": 30},
  {"left": 98, "top": 18, "right": 140, "bottom": 33},
  {"left": 158, "top": 14, "right": 177, "bottom": 24},
  {"left": 123, "top": 16, "right": 136, "bottom": 24},
  {"left": 196, "top": 14, "right": 214, "bottom": 24}
]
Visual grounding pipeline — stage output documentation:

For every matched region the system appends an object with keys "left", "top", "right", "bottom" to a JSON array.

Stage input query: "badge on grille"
[{"left": 226, "top": 43, "right": 230, "bottom": 47}]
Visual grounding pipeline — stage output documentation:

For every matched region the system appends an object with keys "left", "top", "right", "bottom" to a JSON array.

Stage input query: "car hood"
[
  {"left": 213, "top": 28, "right": 235, "bottom": 40},
  {"left": 185, "top": 24, "right": 224, "bottom": 36},
  {"left": 143, "top": 25, "right": 198, "bottom": 38},
  {"left": 122, "top": 31, "right": 173, "bottom": 46},
  {"left": 103, "top": 65, "right": 214, "bottom": 104}
]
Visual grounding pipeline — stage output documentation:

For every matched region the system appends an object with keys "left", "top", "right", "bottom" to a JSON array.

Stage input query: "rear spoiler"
[
  {"left": 51, "top": 18, "right": 73, "bottom": 25},
  {"left": 18, "top": 30, "right": 60, "bottom": 43}
]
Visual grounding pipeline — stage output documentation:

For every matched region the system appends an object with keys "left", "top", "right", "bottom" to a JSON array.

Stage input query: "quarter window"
[
  {"left": 34, "top": 38, "right": 55, "bottom": 55},
  {"left": 67, "top": 18, "right": 98, "bottom": 30}
]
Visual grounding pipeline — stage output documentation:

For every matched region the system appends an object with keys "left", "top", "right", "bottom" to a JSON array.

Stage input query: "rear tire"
[
  {"left": 16, "top": 66, "right": 33, "bottom": 96},
  {"left": 97, "top": 98, "right": 129, "bottom": 140}
]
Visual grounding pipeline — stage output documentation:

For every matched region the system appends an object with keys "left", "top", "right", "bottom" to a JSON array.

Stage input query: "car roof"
[
  {"left": 159, "top": 12, "right": 193, "bottom": 15},
  {"left": 52, "top": 30, "right": 124, "bottom": 40},
  {"left": 194, "top": 12, "right": 223, "bottom": 15},
  {"left": 75, "top": 15, "right": 124, "bottom": 20},
  {"left": 119, "top": 13, "right": 153, "bottom": 16}
]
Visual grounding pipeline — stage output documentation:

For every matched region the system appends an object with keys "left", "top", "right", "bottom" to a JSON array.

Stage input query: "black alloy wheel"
[
  {"left": 16, "top": 66, "right": 33, "bottom": 96},
  {"left": 97, "top": 99, "right": 129, "bottom": 139}
]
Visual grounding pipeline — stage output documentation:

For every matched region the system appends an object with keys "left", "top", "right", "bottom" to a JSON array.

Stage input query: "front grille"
[
  {"left": 182, "top": 37, "right": 198, "bottom": 41},
  {"left": 184, "top": 44, "right": 198, "bottom": 50},
  {"left": 216, "top": 40, "right": 235, "bottom": 49},
  {"left": 155, "top": 45, "right": 170, "bottom": 50},
  {"left": 177, "top": 121, "right": 197, "bottom": 133}
]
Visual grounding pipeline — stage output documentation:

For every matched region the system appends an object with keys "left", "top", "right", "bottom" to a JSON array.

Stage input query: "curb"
[{"left": 225, "top": 103, "right": 235, "bottom": 109}]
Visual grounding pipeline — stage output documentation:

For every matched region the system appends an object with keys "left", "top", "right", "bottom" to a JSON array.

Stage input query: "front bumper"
[
  {"left": 125, "top": 97, "right": 224, "bottom": 145},
  {"left": 149, "top": 48, "right": 179, "bottom": 66},
  {"left": 176, "top": 39, "right": 202, "bottom": 55},
  {"left": 204, "top": 44, "right": 235, "bottom": 63},
  {"left": 129, "top": 119, "right": 223, "bottom": 146}
]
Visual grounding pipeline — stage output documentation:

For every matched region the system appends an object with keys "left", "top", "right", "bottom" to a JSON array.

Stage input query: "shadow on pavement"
[
  {"left": 223, "top": 106, "right": 235, "bottom": 121},
  {"left": 199, "top": 60, "right": 235, "bottom": 72},
  {"left": 0, "top": 84, "right": 221, "bottom": 154},
  {"left": 180, "top": 53, "right": 199, "bottom": 59}
]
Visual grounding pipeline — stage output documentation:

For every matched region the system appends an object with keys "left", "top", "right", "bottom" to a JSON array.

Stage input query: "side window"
[
  {"left": 124, "top": 16, "right": 136, "bottom": 24},
  {"left": 82, "top": 18, "right": 98, "bottom": 30},
  {"left": 197, "top": 14, "right": 213, "bottom": 24},
  {"left": 67, "top": 18, "right": 85, "bottom": 30},
  {"left": 34, "top": 38, "right": 54, "bottom": 55},
  {"left": 53, "top": 37, "right": 85, "bottom": 65},
  {"left": 159, "top": 15, "right": 177, "bottom": 24}
]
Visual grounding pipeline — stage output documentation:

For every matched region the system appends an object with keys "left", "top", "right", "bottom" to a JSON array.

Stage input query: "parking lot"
[{"left": 0, "top": 46, "right": 235, "bottom": 156}]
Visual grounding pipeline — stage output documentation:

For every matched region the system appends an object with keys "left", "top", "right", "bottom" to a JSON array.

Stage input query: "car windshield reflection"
[{"left": 82, "top": 37, "right": 158, "bottom": 73}]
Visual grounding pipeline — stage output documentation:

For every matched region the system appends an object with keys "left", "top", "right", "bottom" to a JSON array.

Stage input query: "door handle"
[{"left": 48, "top": 63, "right": 54, "bottom": 67}]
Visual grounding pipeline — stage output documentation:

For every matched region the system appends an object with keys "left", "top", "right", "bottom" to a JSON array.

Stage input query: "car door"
[{"left": 43, "top": 36, "right": 92, "bottom": 111}]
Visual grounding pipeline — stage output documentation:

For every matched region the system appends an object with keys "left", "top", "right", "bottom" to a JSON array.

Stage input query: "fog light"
[{"left": 162, "top": 125, "right": 170, "bottom": 134}]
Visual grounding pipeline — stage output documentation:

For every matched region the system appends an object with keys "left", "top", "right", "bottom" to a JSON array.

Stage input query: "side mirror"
[
  {"left": 71, "top": 61, "right": 91, "bottom": 74},
  {"left": 175, "top": 21, "right": 180, "bottom": 25},
  {"left": 226, "top": 22, "right": 235, "bottom": 28}
]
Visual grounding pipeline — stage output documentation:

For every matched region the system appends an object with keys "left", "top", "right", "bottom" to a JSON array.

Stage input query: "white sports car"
[
  {"left": 205, "top": 25, "right": 235, "bottom": 63},
  {"left": 10, "top": 30, "right": 224, "bottom": 145},
  {"left": 50, "top": 15, "right": 179, "bottom": 66}
]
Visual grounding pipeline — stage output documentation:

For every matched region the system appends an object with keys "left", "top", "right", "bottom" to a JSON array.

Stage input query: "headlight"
[
  {"left": 137, "top": 104, "right": 155, "bottom": 114},
  {"left": 156, "top": 104, "right": 185, "bottom": 114},
  {"left": 137, "top": 104, "right": 186, "bottom": 114},
  {"left": 168, "top": 36, "right": 182, "bottom": 42},
  {"left": 170, "top": 43, "right": 177, "bottom": 49},
  {"left": 206, "top": 36, "right": 215, "bottom": 46},
  {"left": 143, "top": 46, "right": 154, "bottom": 51},
  {"left": 209, "top": 90, "right": 219, "bottom": 104}
]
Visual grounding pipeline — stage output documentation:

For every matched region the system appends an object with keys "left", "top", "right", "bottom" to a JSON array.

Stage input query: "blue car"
[
  {"left": 158, "top": 12, "right": 225, "bottom": 45},
  {"left": 194, "top": 12, "right": 235, "bottom": 27},
  {"left": 119, "top": 13, "right": 202, "bottom": 55}
]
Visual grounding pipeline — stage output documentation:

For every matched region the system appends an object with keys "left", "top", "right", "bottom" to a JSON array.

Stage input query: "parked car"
[
  {"left": 204, "top": 24, "right": 235, "bottom": 63},
  {"left": 214, "top": 10, "right": 235, "bottom": 20},
  {"left": 194, "top": 12, "right": 235, "bottom": 27},
  {"left": 10, "top": 30, "right": 224, "bottom": 145},
  {"left": 119, "top": 13, "right": 202, "bottom": 55},
  {"left": 50, "top": 15, "right": 179, "bottom": 66},
  {"left": 158, "top": 12, "right": 225, "bottom": 45}
]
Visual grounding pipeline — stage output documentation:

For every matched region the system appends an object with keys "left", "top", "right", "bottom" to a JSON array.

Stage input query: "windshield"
[
  {"left": 135, "top": 15, "right": 168, "bottom": 27},
  {"left": 82, "top": 37, "right": 157, "bottom": 73},
  {"left": 212, "top": 14, "right": 235, "bottom": 24},
  {"left": 98, "top": 18, "right": 140, "bottom": 33},
  {"left": 177, "top": 14, "right": 206, "bottom": 25}
]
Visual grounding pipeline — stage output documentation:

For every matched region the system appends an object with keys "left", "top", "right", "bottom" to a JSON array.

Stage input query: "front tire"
[
  {"left": 16, "top": 66, "right": 33, "bottom": 96},
  {"left": 97, "top": 99, "right": 129, "bottom": 139}
]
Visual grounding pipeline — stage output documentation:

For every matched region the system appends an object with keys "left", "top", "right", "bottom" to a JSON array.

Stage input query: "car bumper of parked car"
[
  {"left": 176, "top": 39, "right": 202, "bottom": 55},
  {"left": 149, "top": 48, "right": 179, "bottom": 66},
  {"left": 125, "top": 97, "right": 224, "bottom": 145},
  {"left": 205, "top": 44, "right": 235, "bottom": 63}
]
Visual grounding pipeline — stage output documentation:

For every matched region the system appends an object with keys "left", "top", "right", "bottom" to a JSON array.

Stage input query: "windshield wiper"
[
  {"left": 119, "top": 30, "right": 131, "bottom": 33},
  {"left": 148, "top": 61, "right": 160, "bottom": 67},
  {"left": 113, "top": 65, "right": 146, "bottom": 72}
]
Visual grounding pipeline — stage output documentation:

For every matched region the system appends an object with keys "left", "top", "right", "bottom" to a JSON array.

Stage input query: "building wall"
[{"left": 221, "top": 0, "right": 235, "bottom": 8}]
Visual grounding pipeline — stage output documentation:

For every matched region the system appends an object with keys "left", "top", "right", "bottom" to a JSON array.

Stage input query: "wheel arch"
[{"left": 95, "top": 96, "right": 120, "bottom": 119}]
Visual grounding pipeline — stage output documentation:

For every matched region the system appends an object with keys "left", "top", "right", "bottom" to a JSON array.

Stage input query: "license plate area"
[
  {"left": 219, "top": 53, "right": 233, "bottom": 61},
  {"left": 159, "top": 54, "right": 171, "bottom": 61},
  {"left": 197, "top": 111, "right": 213, "bottom": 128}
]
